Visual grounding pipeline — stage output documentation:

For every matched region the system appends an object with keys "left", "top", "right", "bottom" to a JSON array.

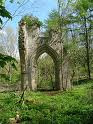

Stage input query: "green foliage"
[
  {"left": 74, "top": 0, "right": 93, "bottom": 17},
  {"left": 0, "top": 5, "right": 12, "bottom": 24},
  {"left": 44, "top": 0, "right": 93, "bottom": 80},
  {"left": 0, "top": 62, "right": 21, "bottom": 84},
  {"left": 22, "top": 15, "right": 43, "bottom": 28},
  {"left": 0, "top": 0, "right": 17, "bottom": 80},
  {"left": 0, "top": 53, "right": 18, "bottom": 81},
  {"left": 0, "top": 0, "right": 12, "bottom": 25},
  {"left": 0, "top": 81, "right": 93, "bottom": 123},
  {"left": 0, "top": 0, "right": 18, "bottom": 82},
  {"left": 45, "top": 10, "right": 60, "bottom": 31},
  {"left": 37, "top": 54, "right": 55, "bottom": 89},
  {"left": 0, "top": 53, "right": 17, "bottom": 69}
]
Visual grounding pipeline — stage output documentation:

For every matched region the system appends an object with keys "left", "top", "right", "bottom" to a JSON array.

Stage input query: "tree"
[
  {"left": 0, "top": 0, "right": 17, "bottom": 80},
  {"left": 44, "top": 0, "right": 73, "bottom": 89},
  {"left": 0, "top": 26, "right": 19, "bottom": 82},
  {"left": 0, "top": 0, "right": 12, "bottom": 26},
  {"left": 72, "top": 0, "right": 93, "bottom": 79},
  {"left": 44, "top": 0, "right": 93, "bottom": 83}
]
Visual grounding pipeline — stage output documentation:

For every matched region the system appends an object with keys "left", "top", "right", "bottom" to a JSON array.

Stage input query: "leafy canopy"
[{"left": 0, "top": 0, "right": 13, "bottom": 25}]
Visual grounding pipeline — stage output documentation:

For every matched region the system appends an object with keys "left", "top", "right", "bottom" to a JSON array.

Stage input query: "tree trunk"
[
  {"left": 58, "top": 0, "right": 64, "bottom": 90},
  {"left": 84, "top": 17, "right": 91, "bottom": 79}
]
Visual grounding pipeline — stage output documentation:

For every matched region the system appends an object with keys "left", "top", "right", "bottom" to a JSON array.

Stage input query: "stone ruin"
[{"left": 18, "top": 16, "right": 71, "bottom": 91}]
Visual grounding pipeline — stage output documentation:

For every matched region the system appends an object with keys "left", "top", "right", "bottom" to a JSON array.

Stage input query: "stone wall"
[{"left": 18, "top": 17, "right": 71, "bottom": 91}]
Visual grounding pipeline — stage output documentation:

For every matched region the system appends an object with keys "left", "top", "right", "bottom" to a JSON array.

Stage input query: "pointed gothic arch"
[
  {"left": 18, "top": 17, "right": 71, "bottom": 91},
  {"left": 34, "top": 44, "right": 60, "bottom": 90}
]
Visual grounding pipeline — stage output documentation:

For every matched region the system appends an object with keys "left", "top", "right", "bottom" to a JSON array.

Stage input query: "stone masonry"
[{"left": 18, "top": 17, "right": 71, "bottom": 91}]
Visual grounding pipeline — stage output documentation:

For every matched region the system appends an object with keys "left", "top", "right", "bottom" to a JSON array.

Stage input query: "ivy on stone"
[{"left": 22, "top": 15, "right": 43, "bottom": 29}]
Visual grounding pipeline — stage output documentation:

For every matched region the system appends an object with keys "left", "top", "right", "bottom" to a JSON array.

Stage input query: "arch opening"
[
  {"left": 36, "top": 53, "right": 55, "bottom": 91},
  {"left": 34, "top": 44, "right": 60, "bottom": 91}
]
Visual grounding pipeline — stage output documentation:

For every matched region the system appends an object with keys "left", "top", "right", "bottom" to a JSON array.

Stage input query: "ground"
[{"left": 0, "top": 80, "right": 93, "bottom": 124}]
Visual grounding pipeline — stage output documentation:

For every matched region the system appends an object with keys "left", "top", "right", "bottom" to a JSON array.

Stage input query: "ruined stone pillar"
[
  {"left": 18, "top": 21, "right": 28, "bottom": 90},
  {"left": 18, "top": 18, "right": 40, "bottom": 91}
]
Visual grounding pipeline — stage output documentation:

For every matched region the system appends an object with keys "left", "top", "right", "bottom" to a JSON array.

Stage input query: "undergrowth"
[{"left": 0, "top": 80, "right": 93, "bottom": 124}]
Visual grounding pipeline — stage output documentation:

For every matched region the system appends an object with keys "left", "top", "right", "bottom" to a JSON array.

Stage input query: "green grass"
[{"left": 0, "top": 81, "right": 93, "bottom": 124}]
